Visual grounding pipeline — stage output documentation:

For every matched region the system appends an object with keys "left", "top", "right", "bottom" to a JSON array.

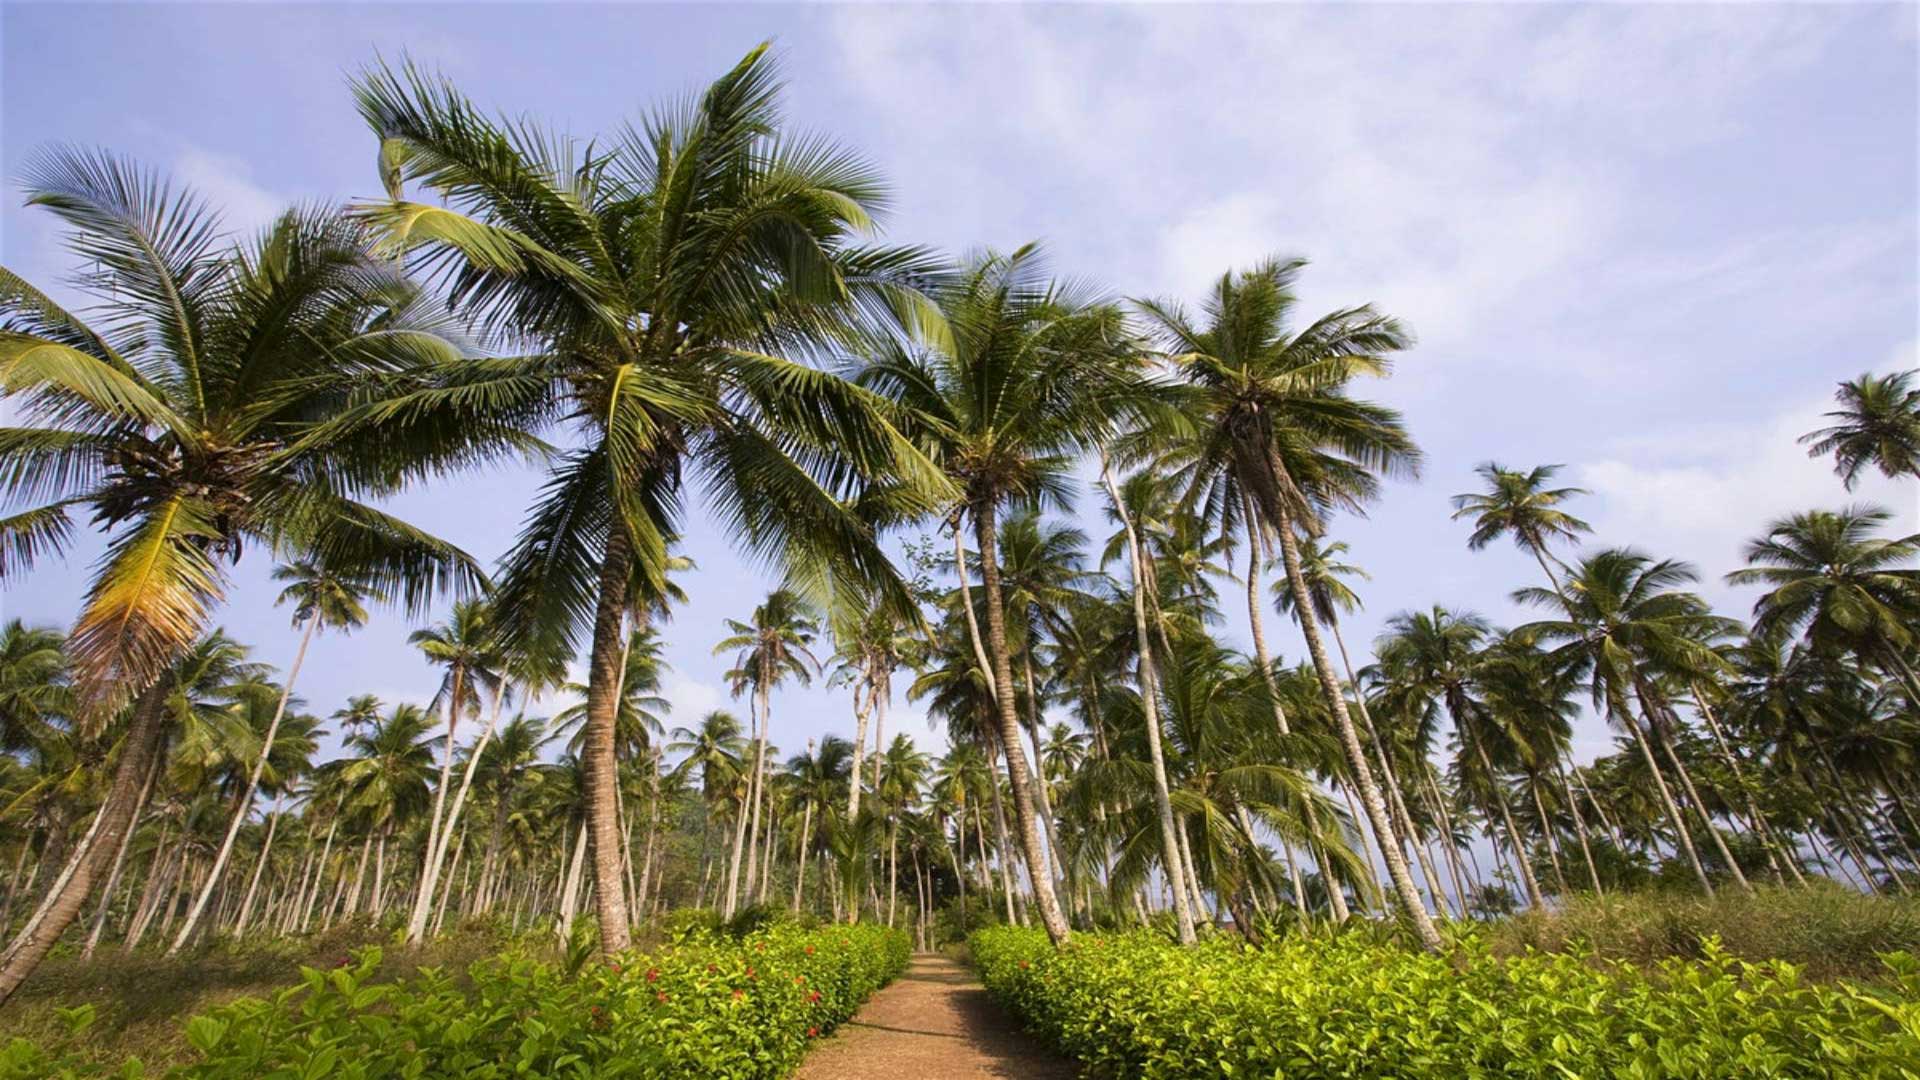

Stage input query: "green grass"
[{"left": 1485, "top": 883, "right": 1920, "bottom": 979}]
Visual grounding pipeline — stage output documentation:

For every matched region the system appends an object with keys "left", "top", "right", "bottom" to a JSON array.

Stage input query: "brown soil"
[{"left": 793, "top": 954, "right": 1079, "bottom": 1079}]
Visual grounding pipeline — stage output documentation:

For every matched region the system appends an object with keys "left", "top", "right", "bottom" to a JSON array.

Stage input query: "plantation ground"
[{"left": 793, "top": 955, "right": 1074, "bottom": 1080}]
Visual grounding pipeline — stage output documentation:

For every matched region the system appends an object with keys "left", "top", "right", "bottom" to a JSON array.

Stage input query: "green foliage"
[
  {"left": 970, "top": 926, "right": 1920, "bottom": 1079},
  {"left": 6, "top": 925, "right": 908, "bottom": 1079}
]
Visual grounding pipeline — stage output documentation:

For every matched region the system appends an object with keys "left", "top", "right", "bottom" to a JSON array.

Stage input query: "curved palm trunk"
[
  {"left": 1100, "top": 465, "right": 1197, "bottom": 945},
  {"left": 1618, "top": 702, "right": 1714, "bottom": 895},
  {"left": 1023, "top": 648, "right": 1070, "bottom": 908},
  {"left": 170, "top": 610, "right": 320, "bottom": 955},
  {"left": 1647, "top": 713, "right": 1753, "bottom": 894},
  {"left": 232, "top": 805, "right": 280, "bottom": 938},
  {"left": 409, "top": 682, "right": 507, "bottom": 943},
  {"left": 1691, "top": 688, "right": 1801, "bottom": 886},
  {"left": 580, "top": 530, "right": 635, "bottom": 953},
  {"left": 0, "top": 681, "right": 170, "bottom": 1005},
  {"left": 793, "top": 788, "right": 814, "bottom": 913},
  {"left": 871, "top": 670, "right": 889, "bottom": 798},
  {"left": 1241, "top": 513, "right": 1316, "bottom": 922},
  {"left": 82, "top": 753, "right": 161, "bottom": 959},
  {"left": 1332, "top": 619, "right": 1448, "bottom": 918},
  {"left": 1553, "top": 761, "right": 1605, "bottom": 894},
  {"left": 1269, "top": 504, "right": 1443, "bottom": 951},
  {"left": 1527, "top": 775, "right": 1570, "bottom": 897},
  {"left": 983, "top": 766, "right": 1018, "bottom": 924},
  {"left": 967, "top": 498, "right": 1071, "bottom": 945}
]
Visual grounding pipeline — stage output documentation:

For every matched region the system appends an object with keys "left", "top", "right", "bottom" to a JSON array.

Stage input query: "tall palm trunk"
[
  {"left": 1527, "top": 775, "right": 1570, "bottom": 897},
  {"left": 793, "top": 789, "right": 814, "bottom": 912},
  {"left": 1267, "top": 501, "right": 1443, "bottom": 952},
  {"left": 1553, "top": 761, "right": 1605, "bottom": 894},
  {"left": 232, "top": 805, "right": 281, "bottom": 938},
  {"left": 557, "top": 821, "right": 588, "bottom": 942},
  {"left": 0, "top": 681, "right": 171, "bottom": 1005},
  {"left": 82, "top": 753, "right": 162, "bottom": 958},
  {"left": 847, "top": 680, "right": 873, "bottom": 823},
  {"left": 967, "top": 497, "right": 1071, "bottom": 945},
  {"left": 170, "top": 611, "right": 320, "bottom": 955},
  {"left": 1023, "top": 648, "right": 1069, "bottom": 904},
  {"left": 580, "top": 529, "right": 635, "bottom": 952},
  {"left": 1618, "top": 700, "right": 1714, "bottom": 894},
  {"left": 983, "top": 769, "right": 1018, "bottom": 924},
  {"left": 409, "top": 682, "right": 508, "bottom": 943},
  {"left": 1645, "top": 708, "right": 1753, "bottom": 894},
  {"left": 1100, "top": 465, "right": 1196, "bottom": 945}
]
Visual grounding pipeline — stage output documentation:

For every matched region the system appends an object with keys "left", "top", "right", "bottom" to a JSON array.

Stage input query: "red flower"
[
  {"left": 808, "top": 991, "right": 821, "bottom": 1004},
  {"left": 747, "top": 967, "right": 756, "bottom": 978},
  {"left": 807, "top": 1026, "right": 820, "bottom": 1038},
  {"left": 732, "top": 989, "right": 745, "bottom": 1000},
  {"left": 608, "top": 962, "right": 623, "bottom": 974},
  {"left": 646, "top": 969, "right": 660, "bottom": 982},
  {"left": 805, "top": 945, "right": 814, "bottom": 955},
  {"left": 656, "top": 991, "right": 670, "bottom": 1004},
  {"left": 795, "top": 976, "right": 807, "bottom": 985}
]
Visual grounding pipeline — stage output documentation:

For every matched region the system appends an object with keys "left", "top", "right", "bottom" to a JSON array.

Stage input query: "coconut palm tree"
[
  {"left": 1376, "top": 607, "right": 1545, "bottom": 910},
  {"left": 1515, "top": 550, "right": 1745, "bottom": 894},
  {"left": 1800, "top": 370, "right": 1920, "bottom": 488},
  {"left": 667, "top": 711, "right": 747, "bottom": 907},
  {"left": 1135, "top": 257, "right": 1441, "bottom": 950},
  {"left": 349, "top": 44, "right": 951, "bottom": 955},
  {"left": 337, "top": 703, "right": 438, "bottom": 919},
  {"left": 1449, "top": 463, "right": 1592, "bottom": 588},
  {"left": 0, "top": 152, "right": 486, "bottom": 1000},
  {"left": 716, "top": 589, "right": 821, "bottom": 916},
  {"left": 0, "top": 622, "right": 68, "bottom": 755},
  {"left": 851, "top": 244, "right": 1152, "bottom": 943},
  {"left": 169, "top": 563, "right": 373, "bottom": 953},
  {"left": 1727, "top": 506, "right": 1920, "bottom": 705},
  {"left": 404, "top": 599, "right": 504, "bottom": 941},
  {"left": 470, "top": 714, "right": 560, "bottom": 915},
  {"left": 876, "top": 734, "right": 932, "bottom": 926},
  {"left": 783, "top": 735, "right": 851, "bottom": 913}
]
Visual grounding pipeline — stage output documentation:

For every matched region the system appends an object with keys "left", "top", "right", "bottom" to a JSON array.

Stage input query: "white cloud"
[
  {"left": 1581, "top": 341, "right": 1919, "bottom": 605},
  {"left": 660, "top": 672, "right": 726, "bottom": 724},
  {"left": 171, "top": 147, "right": 285, "bottom": 232}
]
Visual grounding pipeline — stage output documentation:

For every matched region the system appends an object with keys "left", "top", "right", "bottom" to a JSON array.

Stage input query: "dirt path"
[{"left": 793, "top": 954, "right": 1079, "bottom": 1079}]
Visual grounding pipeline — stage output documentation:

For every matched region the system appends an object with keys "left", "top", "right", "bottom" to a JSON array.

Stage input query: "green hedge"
[
  {"left": 5, "top": 924, "right": 910, "bottom": 1079},
  {"left": 970, "top": 926, "right": 1920, "bottom": 1078}
]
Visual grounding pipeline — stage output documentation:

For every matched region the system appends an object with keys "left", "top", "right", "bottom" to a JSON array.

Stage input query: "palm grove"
[{"left": 3, "top": 46, "right": 1918, "bottom": 1003}]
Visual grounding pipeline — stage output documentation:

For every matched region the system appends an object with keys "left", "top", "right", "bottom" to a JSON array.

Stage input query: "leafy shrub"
[
  {"left": 4, "top": 924, "right": 909, "bottom": 1079},
  {"left": 971, "top": 926, "right": 1920, "bottom": 1079}
]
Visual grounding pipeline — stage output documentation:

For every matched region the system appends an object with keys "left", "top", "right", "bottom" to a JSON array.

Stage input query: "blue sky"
[{"left": 3, "top": 2, "right": 1915, "bottom": 774}]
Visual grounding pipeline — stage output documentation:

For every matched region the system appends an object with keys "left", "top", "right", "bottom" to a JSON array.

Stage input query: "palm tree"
[
  {"left": 1515, "top": 550, "right": 1747, "bottom": 894},
  {"left": 854, "top": 244, "right": 1152, "bottom": 944},
  {"left": 1800, "top": 370, "right": 1920, "bottom": 487},
  {"left": 1450, "top": 462, "right": 1592, "bottom": 590},
  {"left": 667, "top": 711, "right": 747, "bottom": 908},
  {"left": 876, "top": 734, "right": 932, "bottom": 926},
  {"left": 1376, "top": 607, "right": 1545, "bottom": 910},
  {"left": 336, "top": 703, "right": 438, "bottom": 921},
  {"left": 0, "top": 153, "right": 485, "bottom": 1000},
  {"left": 169, "top": 562, "right": 373, "bottom": 953},
  {"left": 1136, "top": 257, "right": 1441, "bottom": 951},
  {"left": 405, "top": 599, "right": 504, "bottom": 942},
  {"left": 332, "top": 695, "right": 384, "bottom": 739},
  {"left": 783, "top": 735, "right": 851, "bottom": 913},
  {"left": 1727, "top": 506, "right": 1920, "bottom": 705},
  {"left": 0, "top": 622, "right": 68, "bottom": 754},
  {"left": 716, "top": 589, "right": 821, "bottom": 916},
  {"left": 827, "top": 600, "right": 913, "bottom": 824},
  {"left": 350, "top": 44, "right": 951, "bottom": 956},
  {"left": 470, "top": 714, "right": 560, "bottom": 915}
]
